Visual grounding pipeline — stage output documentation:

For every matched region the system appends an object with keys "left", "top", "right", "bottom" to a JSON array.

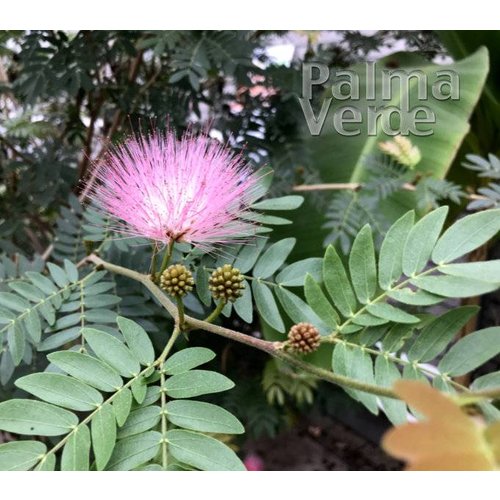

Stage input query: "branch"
[
  {"left": 84, "top": 254, "right": 500, "bottom": 402},
  {"left": 292, "top": 181, "right": 488, "bottom": 201},
  {"left": 85, "top": 254, "right": 396, "bottom": 398}
]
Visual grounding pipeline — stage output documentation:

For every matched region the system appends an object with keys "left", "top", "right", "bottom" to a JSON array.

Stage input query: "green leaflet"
[
  {"left": 166, "top": 400, "right": 244, "bottom": 434},
  {"left": 15, "top": 373, "right": 103, "bottom": 411},
  {"left": 106, "top": 431, "right": 162, "bottom": 471},
  {"left": 411, "top": 275, "right": 500, "bottom": 298},
  {"left": 165, "top": 370, "right": 234, "bottom": 399},
  {"left": 408, "top": 306, "right": 479, "bottom": 362},
  {"left": 233, "top": 281, "right": 253, "bottom": 323},
  {"left": 439, "top": 260, "right": 500, "bottom": 283},
  {"left": 251, "top": 195, "right": 304, "bottom": 211},
  {"left": 0, "top": 441, "right": 47, "bottom": 471},
  {"left": 276, "top": 258, "right": 323, "bottom": 286},
  {"left": 131, "top": 377, "right": 147, "bottom": 404},
  {"left": 366, "top": 303, "right": 420, "bottom": 324},
  {"left": 349, "top": 225, "right": 377, "bottom": 304},
  {"left": 378, "top": 211, "right": 414, "bottom": 290},
  {"left": 117, "top": 406, "right": 161, "bottom": 439},
  {"left": 374, "top": 356, "right": 407, "bottom": 425},
  {"left": 304, "top": 274, "right": 339, "bottom": 328},
  {"left": 61, "top": 423, "right": 90, "bottom": 471},
  {"left": 232, "top": 237, "right": 267, "bottom": 274},
  {"left": 323, "top": 245, "right": 356, "bottom": 317},
  {"left": 7, "top": 323, "right": 25, "bottom": 366},
  {"left": 166, "top": 430, "right": 245, "bottom": 471},
  {"left": 113, "top": 388, "right": 133, "bottom": 427},
  {"left": 48, "top": 351, "right": 123, "bottom": 392},
  {"left": 471, "top": 372, "right": 500, "bottom": 392},
  {"left": 438, "top": 327, "right": 500, "bottom": 376},
  {"left": 163, "top": 347, "right": 215, "bottom": 375},
  {"left": 117, "top": 316, "right": 155, "bottom": 366},
  {"left": 92, "top": 403, "right": 116, "bottom": 471},
  {"left": 402, "top": 206, "right": 448, "bottom": 276},
  {"left": 252, "top": 238, "right": 296, "bottom": 279},
  {"left": 82, "top": 328, "right": 141, "bottom": 377},
  {"left": 0, "top": 399, "right": 78, "bottom": 436},
  {"left": 252, "top": 280, "right": 285, "bottom": 333},
  {"left": 387, "top": 288, "right": 443, "bottom": 306},
  {"left": 332, "top": 342, "right": 378, "bottom": 415},
  {"left": 432, "top": 209, "right": 500, "bottom": 264},
  {"left": 274, "top": 287, "right": 330, "bottom": 333}
]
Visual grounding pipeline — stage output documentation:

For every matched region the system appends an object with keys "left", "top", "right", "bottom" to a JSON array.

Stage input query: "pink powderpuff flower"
[{"left": 88, "top": 129, "right": 262, "bottom": 252}]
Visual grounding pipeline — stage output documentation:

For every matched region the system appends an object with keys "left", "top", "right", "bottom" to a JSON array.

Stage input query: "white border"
[
  {"left": 0, "top": 471, "right": 494, "bottom": 500},
  {"left": 0, "top": 2, "right": 499, "bottom": 29}
]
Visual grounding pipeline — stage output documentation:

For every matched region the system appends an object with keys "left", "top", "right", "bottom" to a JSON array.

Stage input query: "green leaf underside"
[
  {"left": 92, "top": 403, "right": 117, "bottom": 470},
  {"left": 408, "top": 306, "right": 479, "bottom": 362},
  {"left": 163, "top": 347, "right": 216, "bottom": 375},
  {"left": 167, "top": 429, "right": 245, "bottom": 471},
  {"left": 15, "top": 373, "right": 103, "bottom": 411},
  {"left": 304, "top": 274, "right": 339, "bottom": 328},
  {"left": 82, "top": 328, "right": 141, "bottom": 377},
  {"left": 252, "top": 280, "right": 285, "bottom": 332},
  {"left": 61, "top": 423, "right": 90, "bottom": 471},
  {"left": 332, "top": 342, "right": 378, "bottom": 414},
  {"left": 165, "top": 370, "right": 234, "bottom": 399},
  {"left": 0, "top": 399, "right": 78, "bottom": 436},
  {"left": 378, "top": 211, "right": 415, "bottom": 289},
  {"left": 324, "top": 245, "right": 356, "bottom": 317},
  {"left": 113, "top": 388, "right": 133, "bottom": 427},
  {"left": 166, "top": 400, "right": 244, "bottom": 434},
  {"left": 117, "top": 406, "right": 161, "bottom": 439},
  {"left": 117, "top": 316, "right": 155, "bottom": 366},
  {"left": 0, "top": 441, "right": 47, "bottom": 471},
  {"left": 48, "top": 351, "right": 123, "bottom": 392},
  {"left": 349, "top": 225, "right": 377, "bottom": 304},
  {"left": 402, "top": 207, "right": 448, "bottom": 277},
  {"left": 432, "top": 209, "right": 500, "bottom": 264},
  {"left": 106, "top": 431, "right": 161, "bottom": 471},
  {"left": 439, "top": 327, "right": 500, "bottom": 376}
]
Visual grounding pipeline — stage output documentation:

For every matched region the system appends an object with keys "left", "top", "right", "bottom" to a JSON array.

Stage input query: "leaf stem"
[
  {"left": 325, "top": 336, "right": 469, "bottom": 394},
  {"left": 150, "top": 242, "right": 159, "bottom": 278},
  {"left": 203, "top": 300, "right": 225, "bottom": 324},
  {"left": 175, "top": 297, "right": 185, "bottom": 330},
  {"left": 159, "top": 240, "right": 175, "bottom": 276},
  {"left": 159, "top": 327, "right": 181, "bottom": 470},
  {"left": 323, "top": 264, "right": 441, "bottom": 338}
]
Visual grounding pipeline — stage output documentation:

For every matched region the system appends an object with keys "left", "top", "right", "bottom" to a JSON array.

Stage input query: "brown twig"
[
  {"left": 85, "top": 253, "right": 398, "bottom": 398},
  {"left": 292, "top": 181, "right": 488, "bottom": 201},
  {"left": 78, "top": 94, "right": 104, "bottom": 179}
]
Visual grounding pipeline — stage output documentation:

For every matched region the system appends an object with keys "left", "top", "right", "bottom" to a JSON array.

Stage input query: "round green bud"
[
  {"left": 208, "top": 264, "right": 245, "bottom": 303},
  {"left": 160, "top": 263, "right": 194, "bottom": 297}
]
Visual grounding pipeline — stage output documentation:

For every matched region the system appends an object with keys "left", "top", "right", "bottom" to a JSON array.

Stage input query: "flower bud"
[
  {"left": 287, "top": 322, "right": 320, "bottom": 354},
  {"left": 160, "top": 263, "right": 194, "bottom": 297},
  {"left": 208, "top": 264, "right": 245, "bottom": 303},
  {"left": 378, "top": 135, "right": 421, "bottom": 169}
]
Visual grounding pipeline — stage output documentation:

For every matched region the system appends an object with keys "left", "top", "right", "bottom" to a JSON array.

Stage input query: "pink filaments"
[{"left": 89, "top": 129, "right": 261, "bottom": 252}]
